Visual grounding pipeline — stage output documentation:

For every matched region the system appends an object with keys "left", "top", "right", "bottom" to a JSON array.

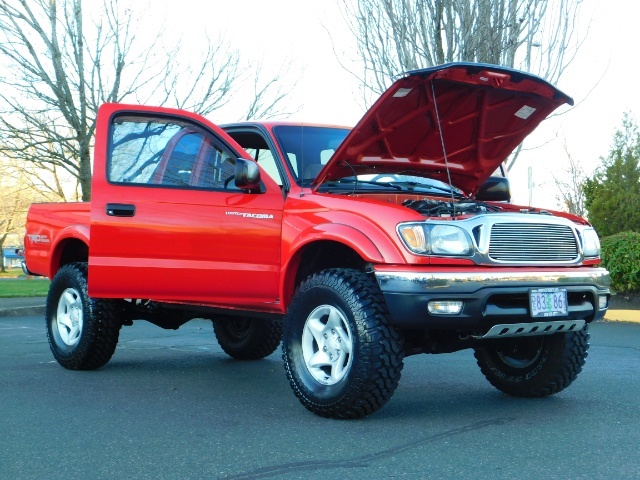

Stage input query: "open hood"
[{"left": 312, "top": 62, "right": 573, "bottom": 195}]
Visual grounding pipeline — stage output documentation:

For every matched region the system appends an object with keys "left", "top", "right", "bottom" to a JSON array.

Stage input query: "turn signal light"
[
  {"left": 428, "top": 301, "right": 464, "bottom": 315},
  {"left": 598, "top": 296, "right": 608, "bottom": 310}
]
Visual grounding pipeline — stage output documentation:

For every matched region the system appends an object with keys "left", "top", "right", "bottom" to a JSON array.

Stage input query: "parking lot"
[{"left": 2, "top": 315, "right": 639, "bottom": 479}]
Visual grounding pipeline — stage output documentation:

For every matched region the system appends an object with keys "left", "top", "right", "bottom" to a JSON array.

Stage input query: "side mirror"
[
  {"left": 475, "top": 176, "right": 511, "bottom": 202},
  {"left": 235, "top": 158, "right": 261, "bottom": 190}
]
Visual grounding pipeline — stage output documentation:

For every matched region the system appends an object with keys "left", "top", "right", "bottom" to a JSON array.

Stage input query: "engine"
[{"left": 403, "top": 199, "right": 503, "bottom": 217}]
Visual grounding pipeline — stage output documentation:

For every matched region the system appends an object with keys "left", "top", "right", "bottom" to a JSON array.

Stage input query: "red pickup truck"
[{"left": 24, "top": 63, "right": 610, "bottom": 418}]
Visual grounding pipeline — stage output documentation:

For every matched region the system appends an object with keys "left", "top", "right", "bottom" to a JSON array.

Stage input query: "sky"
[{"left": 147, "top": 0, "right": 638, "bottom": 210}]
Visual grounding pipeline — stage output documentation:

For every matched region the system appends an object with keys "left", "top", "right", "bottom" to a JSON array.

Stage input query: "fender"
[
  {"left": 280, "top": 221, "right": 407, "bottom": 307},
  {"left": 290, "top": 223, "right": 388, "bottom": 263},
  {"left": 47, "top": 224, "right": 90, "bottom": 278}
]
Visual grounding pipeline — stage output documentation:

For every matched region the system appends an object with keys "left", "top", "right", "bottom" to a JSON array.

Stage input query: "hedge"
[{"left": 600, "top": 231, "right": 640, "bottom": 293}]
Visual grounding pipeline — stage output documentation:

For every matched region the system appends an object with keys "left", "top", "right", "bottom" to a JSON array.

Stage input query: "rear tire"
[
  {"left": 474, "top": 325, "right": 589, "bottom": 397},
  {"left": 213, "top": 317, "right": 282, "bottom": 360},
  {"left": 46, "top": 263, "right": 123, "bottom": 370},
  {"left": 282, "top": 269, "right": 404, "bottom": 419}
]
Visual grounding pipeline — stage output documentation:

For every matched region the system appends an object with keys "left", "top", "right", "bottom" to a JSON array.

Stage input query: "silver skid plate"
[{"left": 473, "top": 320, "right": 586, "bottom": 340}]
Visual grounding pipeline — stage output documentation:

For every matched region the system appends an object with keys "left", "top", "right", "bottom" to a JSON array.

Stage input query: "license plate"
[{"left": 530, "top": 288, "right": 567, "bottom": 317}]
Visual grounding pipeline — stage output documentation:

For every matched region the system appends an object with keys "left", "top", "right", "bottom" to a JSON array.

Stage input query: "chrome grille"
[{"left": 489, "top": 223, "right": 579, "bottom": 263}]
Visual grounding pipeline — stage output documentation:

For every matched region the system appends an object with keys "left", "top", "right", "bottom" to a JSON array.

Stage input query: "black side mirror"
[
  {"left": 475, "top": 176, "right": 511, "bottom": 202},
  {"left": 235, "top": 158, "right": 261, "bottom": 190}
]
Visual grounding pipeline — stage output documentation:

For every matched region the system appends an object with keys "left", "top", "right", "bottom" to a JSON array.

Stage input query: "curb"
[
  {"left": 604, "top": 309, "right": 640, "bottom": 324},
  {"left": 0, "top": 305, "right": 46, "bottom": 317}
]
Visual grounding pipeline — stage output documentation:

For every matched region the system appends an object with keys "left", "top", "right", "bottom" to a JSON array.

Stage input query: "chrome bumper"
[
  {"left": 374, "top": 268, "right": 610, "bottom": 330},
  {"left": 375, "top": 268, "right": 610, "bottom": 294}
]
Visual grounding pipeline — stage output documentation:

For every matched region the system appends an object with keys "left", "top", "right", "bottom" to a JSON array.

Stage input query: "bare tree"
[
  {"left": 553, "top": 141, "right": 587, "bottom": 217},
  {"left": 243, "top": 61, "right": 300, "bottom": 121},
  {"left": 0, "top": 158, "right": 42, "bottom": 272},
  {"left": 343, "top": 0, "right": 584, "bottom": 98},
  {"left": 340, "top": 0, "right": 587, "bottom": 169},
  {"left": 0, "top": 0, "right": 296, "bottom": 201}
]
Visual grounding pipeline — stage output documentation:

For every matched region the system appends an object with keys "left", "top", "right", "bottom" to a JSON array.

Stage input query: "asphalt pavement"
[
  {"left": 0, "top": 296, "right": 46, "bottom": 317},
  {"left": 2, "top": 314, "right": 639, "bottom": 479}
]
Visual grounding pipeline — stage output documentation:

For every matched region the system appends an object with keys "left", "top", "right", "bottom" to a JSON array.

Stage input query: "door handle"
[{"left": 106, "top": 203, "right": 136, "bottom": 217}]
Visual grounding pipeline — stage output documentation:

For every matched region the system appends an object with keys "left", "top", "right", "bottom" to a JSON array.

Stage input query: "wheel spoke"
[
  {"left": 308, "top": 350, "right": 332, "bottom": 368},
  {"left": 331, "top": 354, "right": 348, "bottom": 382},
  {"left": 334, "top": 326, "right": 352, "bottom": 354},
  {"left": 57, "top": 313, "right": 73, "bottom": 330},
  {"left": 305, "top": 316, "right": 327, "bottom": 346},
  {"left": 68, "top": 322, "right": 80, "bottom": 342},
  {"left": 325, "top": 308, "right": 344, "bottom": 330},
  {"left": 62, "top": 290, "right": 79, "bottom": 309}
]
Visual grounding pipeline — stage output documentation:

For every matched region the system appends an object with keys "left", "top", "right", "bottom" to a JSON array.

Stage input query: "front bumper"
[{"left": 375, "top": 267, "right": 610, "bottom": 330}]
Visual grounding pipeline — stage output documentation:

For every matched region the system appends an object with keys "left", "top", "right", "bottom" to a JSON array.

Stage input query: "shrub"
[{"left": 601, "top": 231, "right": 640, "bottom": 293}]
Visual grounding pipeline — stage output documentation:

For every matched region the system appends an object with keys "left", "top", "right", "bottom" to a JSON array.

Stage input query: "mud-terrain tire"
[
  {"left": 282, "top": 269, "right": 404, "bottom": 419},
  {"left": 474, "top": 325, "right": 589, "bottom": 397},
  {"left": 46, "top": 263, "right": 123, "bottom": 370},
  {"left": 213, "top": 317, "right": 282, "bottom": 360}
]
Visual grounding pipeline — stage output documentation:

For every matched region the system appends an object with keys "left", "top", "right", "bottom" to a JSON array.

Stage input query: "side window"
[
  {"left": 157, "top": 131, "right": 203, "bottom": 186},
  {"left": 194, "top": 141, "right": 240, "bottom": 190},
  {"left": 109, "top": 115, "right": 239, "bottom": 190},
  {"left": 226, "top": 131, "right": 284, "bottom": 187},
  {"left": 245, "top": 148, "right": 283, "bottom": 186}
]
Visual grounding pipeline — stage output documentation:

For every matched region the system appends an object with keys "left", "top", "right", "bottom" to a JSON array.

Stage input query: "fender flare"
[
  {"left": 48, "top": 224, "right": 90, "bottom": 278},
  {"left": 292, "top": 223, "right": 387, "bottom": 263},
  {"left": 280, "top": 222, "right": 405, "bottom": 306}
]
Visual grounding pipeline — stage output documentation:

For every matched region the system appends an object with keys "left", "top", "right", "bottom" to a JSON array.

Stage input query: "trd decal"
[{"left": 27, "top": 234, "right": 51, "bottom": 244}]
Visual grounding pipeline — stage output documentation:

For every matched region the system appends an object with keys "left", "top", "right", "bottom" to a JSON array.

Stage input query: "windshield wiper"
[
  {"left": 387, "top": 181, "right": 466, "bottom": 198},
  {"left": 320, "top": 179, "right": 404, "bottom": 191}
]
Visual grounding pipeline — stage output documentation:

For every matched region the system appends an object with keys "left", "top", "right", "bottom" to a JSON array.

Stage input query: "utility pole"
[{"left": 528, "top": 166, "right": 534, "bottom": 206}]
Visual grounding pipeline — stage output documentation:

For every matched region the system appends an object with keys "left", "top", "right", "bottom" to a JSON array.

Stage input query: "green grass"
[
  {"left": 0, "top": 278, "right": 50, "bottom": 297},
  {"left": 0, "top": 269, "right": 26, "bottom": 279}
]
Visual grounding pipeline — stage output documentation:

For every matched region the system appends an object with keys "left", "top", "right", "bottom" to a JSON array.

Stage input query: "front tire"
[
  {"left": 46, "top": 263, "right": 122, "bottom": 370},
  {"left": 474, "top": 325, "right": 589, "bottom": 397},
  {"left": 282, "top": 269, "right": 404, "bottom": 419},
  {"left": 213, "top": 317, "right": 282, "bottom": 360}
]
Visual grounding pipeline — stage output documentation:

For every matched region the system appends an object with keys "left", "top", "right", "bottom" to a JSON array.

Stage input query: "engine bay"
[{"left": 402, "top": 198, "right": 503, "bottom": 217}]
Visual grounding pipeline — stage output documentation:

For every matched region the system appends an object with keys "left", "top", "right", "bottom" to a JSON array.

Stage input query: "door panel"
[{"left": 89, "top": 104, "right": 283, "bottom": 309}]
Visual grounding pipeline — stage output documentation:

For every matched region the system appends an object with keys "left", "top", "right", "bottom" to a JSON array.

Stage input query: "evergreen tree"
[{"left": 583, "top": 114, "right": 640, "bottom": 237}]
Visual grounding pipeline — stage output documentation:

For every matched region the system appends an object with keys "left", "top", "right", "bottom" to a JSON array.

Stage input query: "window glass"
[
  {"left": 160, "top": 131, "right": 203, "bottom": 186},
  {"left": 196, "top": 143, "right": 240, "bottom": 190},
  {"left": 108, "top": 115, "right": 238, "bottom": 190},
  {"left": 245, "top": 148, "right": 283, "bottom": 186},
  {"left": 109, "top": 117, "right": 183, "bottom": 184},
  {"left": 273, "top": 126, "right": 350, "bottom": 185}
]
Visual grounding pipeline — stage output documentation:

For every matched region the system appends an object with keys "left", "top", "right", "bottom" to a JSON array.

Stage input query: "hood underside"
[{"left": 313, "top": 62, "right": 573, "bottom": 195}]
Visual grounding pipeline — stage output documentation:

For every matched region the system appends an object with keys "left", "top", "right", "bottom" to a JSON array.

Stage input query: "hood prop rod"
[{"left": 430, "top": 80, "right": 457, "bottom": 217}]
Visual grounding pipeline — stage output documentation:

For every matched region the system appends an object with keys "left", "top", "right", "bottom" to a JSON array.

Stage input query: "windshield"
[
  {"left": 272, "top": 125, "right": 465, "bottom": 197},
  {"left": 273, "top": 125, "right": 350, "bottom": 186}
]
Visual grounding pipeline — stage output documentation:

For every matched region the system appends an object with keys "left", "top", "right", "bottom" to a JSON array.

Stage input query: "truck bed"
[{"left": 24, "top": 202, "right": 90, "bottom": 279}]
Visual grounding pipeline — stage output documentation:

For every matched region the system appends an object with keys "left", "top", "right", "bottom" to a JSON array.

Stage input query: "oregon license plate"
[{"left": 530, "top": 288, "right": 568, "bottom": 317}]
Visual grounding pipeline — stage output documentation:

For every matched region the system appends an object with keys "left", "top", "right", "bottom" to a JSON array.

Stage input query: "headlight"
[
  {"left": 398, "top": 223, "right": 473, "bottom": 256},
  {"left": 430, "top": 225, "right": 473, "bottom": 255},
  {"left": 582, "top": 228, "right": 601, "bottom": 257}
]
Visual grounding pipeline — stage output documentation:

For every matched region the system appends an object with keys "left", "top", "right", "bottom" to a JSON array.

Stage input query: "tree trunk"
[{"left": 78, "top": 136, "right": 92, "bottom": 201}]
